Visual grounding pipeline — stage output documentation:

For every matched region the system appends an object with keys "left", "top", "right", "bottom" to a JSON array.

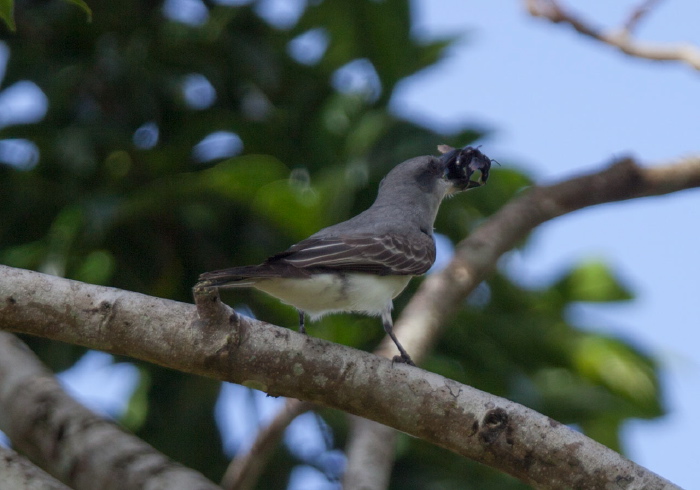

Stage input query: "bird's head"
[
  {"left": 374, "top": 145, "right": 493, "bottom": 211},
  {"left": 439, "top": 144, "right": 493, "bottom": 194}
]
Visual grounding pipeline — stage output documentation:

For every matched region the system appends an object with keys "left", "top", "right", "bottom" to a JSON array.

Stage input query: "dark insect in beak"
[{"left": 439, "top": 145, "right": 493, "bottom": 191}]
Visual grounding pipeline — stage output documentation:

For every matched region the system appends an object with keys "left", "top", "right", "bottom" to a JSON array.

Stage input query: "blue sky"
[{"left": 392, "top": 1, "right": 699, "bottom": 487}]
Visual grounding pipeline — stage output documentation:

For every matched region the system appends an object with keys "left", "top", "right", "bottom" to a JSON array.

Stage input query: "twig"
[
  {"left": 623, "top": 0, "right": 664, "bottom": 34},
  {"left": 220, "top": 398, "right": 314, "bottom": 490},
  {"left": 525, "top": 0, "right": 700, "bottom": 70},
  {"left": 343, "top": 417, "right": 396, "bottom": 489}
]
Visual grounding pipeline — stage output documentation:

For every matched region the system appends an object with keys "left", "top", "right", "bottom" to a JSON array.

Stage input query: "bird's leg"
[
  {"left": 381, "top": 309, "right": 415, "bottom": 366},
  {"left": 297, "top": 309, "right": 306, "bottom": 334}
]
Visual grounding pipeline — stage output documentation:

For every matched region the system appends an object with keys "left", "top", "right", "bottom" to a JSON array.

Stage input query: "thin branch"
[
  {"left": 196, "top": 284, "right": 317, "bottom": 490},
  {"left": 525, "top": 0, "right": 700, "bottom": 70},
  {"left": 343, "top": 417, "right": 396, "bottom": 490},
  {"left": 0, "top": 332, "right": 221, "bottom": 490},
  {"left": 220, "top": 398, "right": 314, "bottom": 490},
  {"left": 195, "top": 285, "right": 319, "bottom": 490},
  {"left": 623, "top": 0, "right": 664, "bottom": 34},
  {"left": 2, "top": 155, "right": 698, "bottom": 488}
]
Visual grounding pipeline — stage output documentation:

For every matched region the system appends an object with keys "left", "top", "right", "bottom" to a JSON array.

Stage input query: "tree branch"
[
  {"left": 0, "top": 332, "right": 221, "bottom": 490},
  {"left": 622, "top": 0, "right": 664, "bottom": 34},
  {"left": 394, "top": 155, "right": 700, "bottom": 364},
  {"left": 1, "top": 155, "right": 697, "bottom": 488},
  {"left": 343, "top": 417, "right": 397, "bottom": 489},
  {"left": 525, "top": 0, "right": 700, "bottom": 70},
  {"left": 0, "top": 445, "right": 71, "bottom": 490},
  {"left": 220, "top": 398, "right": 313, "bottom": 490},
  {"left": 342, "top": 154, "right": 700, "bottom": 487},
  {"left": 0, "top": 279, "right": 673, "bottom": 487}
]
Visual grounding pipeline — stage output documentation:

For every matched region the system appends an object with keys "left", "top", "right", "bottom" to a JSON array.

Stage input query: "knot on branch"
[
  {"left": 192, "top": 285, "right": 240, "bottom": 348},
  {"left": 478, "top": 407, "right": 511, "bottom": 444}
]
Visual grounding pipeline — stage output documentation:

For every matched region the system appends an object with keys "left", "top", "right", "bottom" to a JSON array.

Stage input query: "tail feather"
[{"left": 197, "top": 263, "right": 311, "bottom": 288}]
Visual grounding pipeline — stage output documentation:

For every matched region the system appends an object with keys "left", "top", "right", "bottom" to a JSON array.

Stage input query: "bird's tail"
[
  {"left": 196, "top": 266, "right": 265, "bottom": 288},
  {"left": 197, "top": 263, "right": 310, "bottom": 289}
]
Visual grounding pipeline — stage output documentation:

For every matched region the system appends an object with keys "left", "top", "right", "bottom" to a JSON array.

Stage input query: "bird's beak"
[{"left": 439, "top": 145, "right": 492, "bottom": 193}]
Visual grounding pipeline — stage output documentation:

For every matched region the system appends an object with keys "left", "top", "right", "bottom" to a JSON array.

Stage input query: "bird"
[{"left": 196, "top": 145, "right": 492, "bottom": 366}]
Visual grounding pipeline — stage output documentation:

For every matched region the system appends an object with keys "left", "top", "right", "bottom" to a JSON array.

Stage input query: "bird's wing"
[
  {"left": 269, "top": 232, "right": 436, "bottom": 276},
  {"left": 197, "top": 233, "right": 436, "bottom": 287}
]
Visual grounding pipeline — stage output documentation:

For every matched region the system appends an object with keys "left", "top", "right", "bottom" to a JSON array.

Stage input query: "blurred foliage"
[
  {"left": 0, "top": 0, "right": 15, "bottom": 31},
  {"left": 0, "top": 0, "right": 664, "bottom": 488},
  {"left": 0, "top": 0, "right": 91, "bottom": 31}
]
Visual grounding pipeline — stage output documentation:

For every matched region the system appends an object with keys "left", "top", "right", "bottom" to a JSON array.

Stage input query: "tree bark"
[
  {"left": 0, "top": 445, "right": 71, "bottom": 490},
  {"left": 0, "top": 265, "right": 679, "bottom": 489},
  {"left": 0, "top": 332, "right": 220, "bottom": 490}
]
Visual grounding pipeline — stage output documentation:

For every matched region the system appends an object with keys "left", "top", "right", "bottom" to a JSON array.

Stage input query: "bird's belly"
[{"left": 253, "top": 273, "right": 412, "bottom": 318}]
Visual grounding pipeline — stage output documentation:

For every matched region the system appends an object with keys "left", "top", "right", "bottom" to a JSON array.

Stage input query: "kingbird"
[{"left": 197, "top": 145, "right": 492, "bottom": 365}]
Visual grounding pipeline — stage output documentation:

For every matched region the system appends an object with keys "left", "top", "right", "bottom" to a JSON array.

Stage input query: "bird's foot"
[
  {"left": 392, "top": 354, "right": 416, "bottom": 367},
  {"left": 297, "top": 310, "right": 307, "bottom": 335}
]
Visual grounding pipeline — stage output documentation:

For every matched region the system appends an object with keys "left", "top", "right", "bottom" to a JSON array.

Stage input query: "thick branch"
[
  {"left": 0, "top": 332, "right": 220, "bottom": 490},
  {"left": 0, "top": 445, "right": 70, "bottom": 490},
  {"left": 0, "top": 264, "right": 679, "bottom": 489},
  {"left": 525, "top": 0, "right": 700, "bottom": 70}
]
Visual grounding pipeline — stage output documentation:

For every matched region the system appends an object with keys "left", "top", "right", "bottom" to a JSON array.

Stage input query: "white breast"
[{"left": 253, "top": 273, "right": 412, "bottom": 319}]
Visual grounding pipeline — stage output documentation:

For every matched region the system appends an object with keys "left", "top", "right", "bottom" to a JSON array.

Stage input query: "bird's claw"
[{"left": 392, "top": 354, "right": 416, "bottom": 367}]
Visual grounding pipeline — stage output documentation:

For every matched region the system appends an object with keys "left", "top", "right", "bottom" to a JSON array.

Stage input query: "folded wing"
[
  {"left": 198, "top": 233, "right": 436, "bottom": 286},
  {"left": 276, "top": 233, "right": 436, "bottom": 275}
]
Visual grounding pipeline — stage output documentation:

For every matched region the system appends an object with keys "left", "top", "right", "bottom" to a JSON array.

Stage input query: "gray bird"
[{"left": 197, "top": 145, "right": 492, "bottom": 365}]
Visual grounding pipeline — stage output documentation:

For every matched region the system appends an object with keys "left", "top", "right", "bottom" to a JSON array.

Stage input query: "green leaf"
[
  {"left": 198, "top": 155, "right": 290, "bottom": 200},
  {"left": 0, "top": 0, "right": 15, "bottom": 31},
  {"left": 252, "top": 179, "right": 325, "bottom": 239},
  {"left": 573, "top": 335, "right": 660, "bottom": 415},
  {"left": 580, "top": 416, "right": 623, "bottom": 453},
  {"left": 64, "top": 0, "right": 92, "bottom": 22},
  {"left": 0, "top": 0, "right": 91, "bottom": 31},
  {"left": 251, "top": 166, "right": 352, "bottom": 240},
  {"left": 121, "top": 366, "right": 151, "bottom": 431},
  {"left": 297, "top": 0, "right": 458, "bottom": 100},
  {"left": 115, "top": 155, "right": 289, "bottom": 222},
  {"left": 0, "top": 241, "right": 45, "bottom": 269},
  {"left": 74, "top": 250, "right": 115, "bottom": 285},
  {"left": 556, "top": 260, "right": 633, "bottom": 302}
]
